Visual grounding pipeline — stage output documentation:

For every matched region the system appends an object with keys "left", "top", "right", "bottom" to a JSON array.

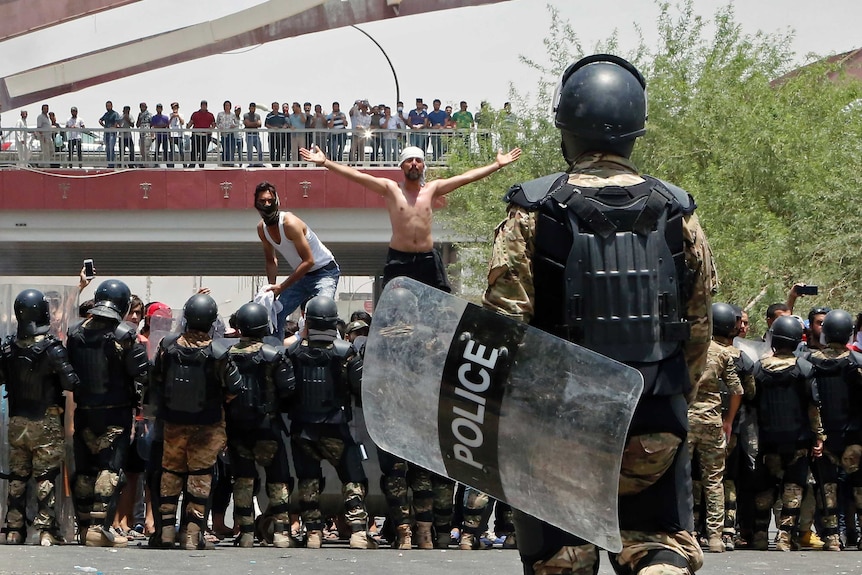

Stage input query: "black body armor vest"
[
  {"left": 807, "top": 351, "right": 862, "bottom": 434},
  {"left": 67, "top": 323, "right": 134, "bottom": 408},
  {"left": 506, "top": 173, "right": 695, "bottom": 398},
  {"left": 159, "top": 334, "right": 223, "bottom": 417},
  {"left": 754, "top": 358, "right": 814, "bottom": 445},
  {"left": 1, "top": 336, "right": 66, "bottom": 419},
  {"left": 288, "top": 339, "right": 352, "bottom": 423},
  {"left": 227, "top": 343, "right": 282, "bottom": 426}
]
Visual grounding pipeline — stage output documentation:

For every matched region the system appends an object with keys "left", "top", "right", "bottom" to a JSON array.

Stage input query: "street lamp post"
[
  {"left": 351, "top": 25, "right": 400, "bottom": 108},
  {"left": 345, "top": 277, "right": 376, "bottom": 318}
]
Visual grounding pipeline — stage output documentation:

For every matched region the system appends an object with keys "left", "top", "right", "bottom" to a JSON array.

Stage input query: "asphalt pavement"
[{"left": 3, "top": 541, "right": 862, "bottom": 575}]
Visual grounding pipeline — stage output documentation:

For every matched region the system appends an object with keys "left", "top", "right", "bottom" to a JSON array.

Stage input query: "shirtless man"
[
  {"left": 299, "top": 144, "right": 520, "bottom": 291},
  {"left": 255, "top": 181, "right": 340, "bottom": 336}
]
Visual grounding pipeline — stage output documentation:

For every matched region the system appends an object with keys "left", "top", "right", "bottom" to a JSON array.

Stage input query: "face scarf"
[{"left": 255, "top": 191, "right": 280, "bottom": 226}]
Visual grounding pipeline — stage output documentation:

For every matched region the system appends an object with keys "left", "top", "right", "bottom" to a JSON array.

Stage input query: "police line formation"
[{"left": 3, "top": 54, "right": 861, "bottom": 575}]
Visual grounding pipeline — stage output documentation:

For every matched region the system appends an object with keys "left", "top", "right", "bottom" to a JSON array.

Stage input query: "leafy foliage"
[{"left": 436, "top": 1, "right": 862, "bottom": 333}]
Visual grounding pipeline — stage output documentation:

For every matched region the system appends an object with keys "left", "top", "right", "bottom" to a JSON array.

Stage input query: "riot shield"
[
  {"left": 733, "top": 337, "right": 772, "bottom": 363},
  {"left": 362, "top": 277, "right": 644, "bottom": 552}
]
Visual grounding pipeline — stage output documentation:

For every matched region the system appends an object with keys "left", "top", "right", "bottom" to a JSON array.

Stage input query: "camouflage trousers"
[
  {"left": 159, "top": 421, "right": 226, "bottom": 531},
  {"left": 809, "top": 443, "right": 853, "bottom": 540},
  {"left": 519, "top": 523, "right": 703, "bottom": 575},
  {"left": 5, "top": 409, "right": 65, "bottom": 533},
  {"left": 228, "top": 420, "right": 292, "bottom": 535},
  {"left": 687, "top": 422, "right": 726, "bottom": 538},
  {"left": 291, "top": 422, "right": 368, "bottom": 532},
  {"left": 840, "top": 444, "right": 862, "bottom": 535},
  {"left": 752, "top": 447, "right": 809, "bottom": 536},
  {"left": 72, "top": 407, "right": 131, "bottom": 529},
  {"left": 461, "top": 487, "right": 514, "bottom": 536},
  {"left": 378, "top": 447, "right": 454, "bottom": 530}
]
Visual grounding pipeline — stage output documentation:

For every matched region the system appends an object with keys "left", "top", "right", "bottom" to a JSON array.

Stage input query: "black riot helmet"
[
  {"left": 821, "top": 309, "right": 854, "bottom": 344},
  {"left": 235, "top": 302, "right": 270, "bottom": 338},
  {"left": 375, "top": 287, "right": 419, "bottom": 326},
  {"left": 183, "top": 294, "right": 218, "bottom": 332},
  {"left": 14, "top": 289, "right": 51, "bottom": 337},
  {"left": 769, "top": 315, "right": 803, "bottom": 351},
  {"left": 554, "top": 54, "right": 647, "bottom": 162},
  {"left": 305, "top": 295, "right": 339, "bottom": 331},
  {"left": 712, "top": 302, "right": 738, "bottom": 338},
  {"left": 90, "top": 279, "right": 131, "bottom": 323}
]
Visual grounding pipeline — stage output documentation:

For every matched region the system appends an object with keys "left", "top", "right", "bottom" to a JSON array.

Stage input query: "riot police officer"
[
  {"left": 66, "top": 279, "right": 148, "bottom": 547},
  {"left": 226, "top": 302, "right": 297, "bottom": 548},
  {"left": 687, "top": 303, "right": 744, "bottom": 553},
  {"left": 285, "top": 295, "right": 375, "bottom": 550},
  {"left": 751, "top": 315, "right": 824, "bottom": 551},
  {"left": 483, "top": 54, "right": 715, "bottom": 574},
  {"left": 803, "top": 309, "right": 862, "bottom": 551},
  {"left": 0, "top": 289, "right": 79, "bottom": 545},
  {"left": 149, "top": 293, "right": 242, "bottom": 550}
]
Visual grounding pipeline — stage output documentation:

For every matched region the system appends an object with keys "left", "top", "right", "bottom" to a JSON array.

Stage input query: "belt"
[{"left": 309, "top": 260, "right": 337, "bottom": 274}]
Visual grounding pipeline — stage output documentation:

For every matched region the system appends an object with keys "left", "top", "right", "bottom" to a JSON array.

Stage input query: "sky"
[
  {"left": 2, "top": 0, "right": 861, "bottom": 316},
  {"left": 1, "top": 0, "right": 860, "bottom": 123}
]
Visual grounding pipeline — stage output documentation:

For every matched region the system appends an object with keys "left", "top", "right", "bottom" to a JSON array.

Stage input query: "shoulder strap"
[{"left": 504, "top": 173, "right": 567, "bottom": 209}]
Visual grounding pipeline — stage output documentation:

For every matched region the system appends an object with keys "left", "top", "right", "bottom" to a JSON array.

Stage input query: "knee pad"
[
  {"left": 34, "top": 467, "right": 61, "bottom": 485},
  {"left": 610, "top": 548, "right": 690, "bottom": 575}
]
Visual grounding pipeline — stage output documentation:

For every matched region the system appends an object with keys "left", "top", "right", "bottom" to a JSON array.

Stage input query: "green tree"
[{"left": 437, "top": 1, "right": 862, "bottom": 333}]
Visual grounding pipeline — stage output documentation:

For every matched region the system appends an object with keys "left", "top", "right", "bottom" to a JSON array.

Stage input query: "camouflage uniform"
[
  {"left": 66, "top": 317, "right": 148, "bottom": 546},
  {"left": 150, "top": 330, "right": 240, "bottom": 549},
  {"left": 287, "top": 337, "right": 374, "bottom": 549},
  {"left": 374, "top": 321, "right": 454, "bottom": 549},
  {"left": 687, "top": 339, "right": 743, "bottom": 542},
  {"left": 226, "top": 338, "right": 295, "bottom": 547},
  {"left": 804, "top": 343, "right": 862, "bottom": 549},
  {"left": 751, "top": 353, "right": 825, "bottom": 550},
  {"left": 0, "top": 333, "right": 77, "bottom": 543},
  {"left": 459, "top": 487, "right": 515, "bottom": 549},
  {"left": 484, "top": 154, "right": 715, "bottom": 575}
]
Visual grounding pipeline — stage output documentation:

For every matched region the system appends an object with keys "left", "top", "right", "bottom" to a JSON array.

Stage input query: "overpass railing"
[{"left": 0, "top": 126, "right": 512, "bottom": 169}]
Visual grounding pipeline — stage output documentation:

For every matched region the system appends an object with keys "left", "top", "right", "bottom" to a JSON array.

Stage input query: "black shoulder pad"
[
  {"left": 67, "top": 321, "right": 85, "bottom": 339},
  {"left": 210, "top": 338, "right": 231, "bottom": 359},
  {"left": 262, "top": 335, "right": 283, "bottom": 348},
  {"left": 160, "top": 332, "right": 181, "bottom": 351},
  {"left": 733, "top": 351, "right": 754, "bottom": 375},
  {"left": 260, "top": 343, "right": 281, "bottom": 363},
  {"left": 849, "top": 350, "right": 862, "bottom": 368},
  {"left": 31, "top": 335, "right": 58, "bottom": 354},
  {"left": 114, "top": 322, "right": 138, "bottom": 343},
  {"left": 504, "top": 173, "right": 567, "bottom": 210},
  {"left": 645, "top": 176, "right": 696, "bottom": 215},
  {"left": 796, "top": 356, "right": 815, "bottom": 379},
  {"left": 332, "top": 339, "right": 353, "bottom": 359}
]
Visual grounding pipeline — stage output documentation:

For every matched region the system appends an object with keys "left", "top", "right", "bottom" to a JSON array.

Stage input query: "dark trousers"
[
  {"left": 191, "top": 134, "right": 208, "bottom": 167},
  {"left": 68, "top": 139, "right": 83, "bottom": 166}
]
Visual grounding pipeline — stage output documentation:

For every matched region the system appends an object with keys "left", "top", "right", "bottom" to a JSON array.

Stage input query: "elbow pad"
[
  {"left": 45, "top": 341, "right": 80, "bottom": 391},
  {"left": 224, "top": 358, "right": 243, "bottom": 395},
  {"left": 273, "top": 360, "right": 296, "bottom": 401},
  {"left": 125, "top": 343, "right": 150, "bottom": 379}
]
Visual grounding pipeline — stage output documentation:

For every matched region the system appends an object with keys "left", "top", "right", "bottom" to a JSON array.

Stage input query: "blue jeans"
[
  {"left": 104, "top": 132, "right": 117, "bottom": 167},
  {"left": 220, "top": 135, "right": 235, "bottom": 165},
  {"left": 275, "top": 262, "right": 340, "bottom": 337},
  {"left": 246, "top": 133, "right": 262, "bottom": 163}
]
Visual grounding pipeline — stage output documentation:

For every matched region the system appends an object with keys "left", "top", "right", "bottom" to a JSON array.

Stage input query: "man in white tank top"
[{"left": 255, "top": 181, "right": 340, "bottom": 337}]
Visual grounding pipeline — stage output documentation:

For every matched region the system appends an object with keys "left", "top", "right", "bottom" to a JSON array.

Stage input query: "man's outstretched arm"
[
  {"left": 434, "top": 147, "right": 521, "bottom": 197},
  {"left": 300, "top": 144, "right": 392, "bottom": 196}
]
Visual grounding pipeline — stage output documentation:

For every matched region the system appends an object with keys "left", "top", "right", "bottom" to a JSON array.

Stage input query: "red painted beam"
[
  {"left": 1, "top": 0, "right": 509, "bottom": 110},
  {"left": 0, "top": 0, "right": 141, "bottom": 42},
  {"left": 0, "top": 167, "right": 397, "bottom": 211}
]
